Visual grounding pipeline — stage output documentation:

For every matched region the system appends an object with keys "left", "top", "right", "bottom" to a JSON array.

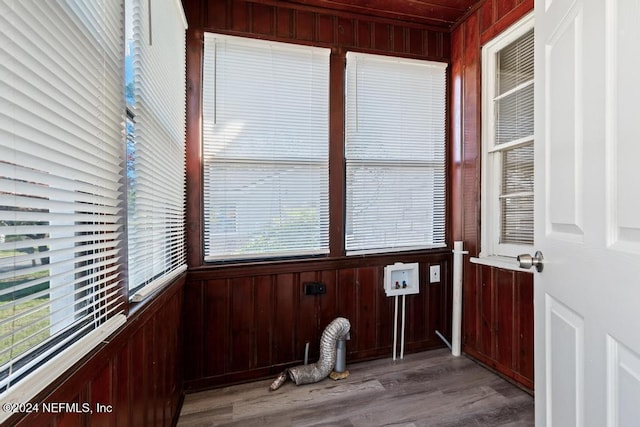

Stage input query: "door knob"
[{"left": 517, "top": 250, "right": 544, "bottom": 272}]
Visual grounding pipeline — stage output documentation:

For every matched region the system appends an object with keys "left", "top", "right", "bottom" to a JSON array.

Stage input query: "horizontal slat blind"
[
  {"left": 127, "top": 0, "right": 187, "bottom": 297},
  {"left": 345, "top": 52, "right": 447, "bottom": 254},
  {"left": 203, "top": 34, "right": 330, "bottom": 261},
  {"left": 0, "top": 0, "right": 125, "bottom": 392},
  {"left": 500, "top": 143, "right": 534, "bottom": 244},
  {"left": 494, "top": 28, "right": 534, "bottom": 246}
]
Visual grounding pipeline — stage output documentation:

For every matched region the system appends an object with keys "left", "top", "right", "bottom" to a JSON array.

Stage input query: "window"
[
  {"left": 344, "top": 52, "right": 447, "bottom": 255},
  {"left": 126, "top": 0, "right": 187, "bottom": 300},
  {"left": 0, "top": 0, "right": 126, "bottom": 395},
  {"left": 202, "top": 34, "right": 330, "bottom": 261},
  {"left": 481, "top": 15, "right": 534, "bottom": 260},
  {"left": 0, "top": 0, "right": 186, "bottom": 409}
]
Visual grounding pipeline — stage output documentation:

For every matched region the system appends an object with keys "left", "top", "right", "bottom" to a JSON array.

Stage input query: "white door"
[{"left": 532, "top": 0, "right": 640, "bottom": 426}]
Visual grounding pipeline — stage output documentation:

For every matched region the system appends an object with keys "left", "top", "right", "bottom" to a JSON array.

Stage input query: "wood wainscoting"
[
  {"left": 7, "top": 276, "right": 185, "bottom": 427},
  {"left": 183, "top": 252, "right": 452, "bottom": 392}
]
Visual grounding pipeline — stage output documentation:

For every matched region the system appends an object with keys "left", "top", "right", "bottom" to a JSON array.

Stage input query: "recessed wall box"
[{"left": 384, "top": 262, "right": 420, "bottom": 297}]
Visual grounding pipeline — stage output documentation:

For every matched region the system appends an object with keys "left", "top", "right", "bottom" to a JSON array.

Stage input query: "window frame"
[
  {"left": 480, "top": 13, "right": 535, "bottom": 262},
  {"left": 125, "top": 0, "right": 188, "bottom": 301},
  {"left": 0, "top": 0, "right": 187, "bottom": 411},
  {"left": 201, "top": 33, "right": 331, "bottom": 263},
  {"left": 0, "top": 0, "right": 128, "bottom": 406},
  {"left": 343, "top": 51, "right": 448, "bottom": 256}
]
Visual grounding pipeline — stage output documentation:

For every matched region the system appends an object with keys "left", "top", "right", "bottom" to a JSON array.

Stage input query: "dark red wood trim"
[
  {"left": 185, "top": 27, "right": 205, "bottom": 268},
  {"left": 188, "top": 249, "right": 452, "bottom": 279},
  {"left": 329, "top": 49, "right": 346, "bottom": 257},
  {"left": 480, "top": 0, "right": 533, "bottom": 45}
]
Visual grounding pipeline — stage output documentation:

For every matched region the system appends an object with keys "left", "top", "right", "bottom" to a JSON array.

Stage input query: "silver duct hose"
[{"left": 269, "top": 317, "right": 351, "bottom": 390}]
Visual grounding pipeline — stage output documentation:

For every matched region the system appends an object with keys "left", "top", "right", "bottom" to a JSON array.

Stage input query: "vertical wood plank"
[
  {"left": 130, "top": 328, "right": 146, "bottom": 427},
  {"left": 392, "top": 26, "right": 405, "bottom": 53},
  {"left": 207, "top": 0, "right": 228, "bottom": 29},
  {"left": 230, "top": 277, "right": 254, "bottom": 372},
  {"left": 254, "top": 275, "right": 274, "bottom": 368},
  {"left": 440, "top": 33, "right": 451, "bottom": 60},
  {"left": 144, "top": 321, "right": 156, "bottom": 426},
  {"left": 336, "top": 18, "right": 354, "bottom": 46},
  {"left": 517, "top": 272, "right": 534, "bottom": 380},
  {"left": 408, "top": 28, "right": 423, "bottom": 56},
  {"left": 251, "top": 3, "right": 274, "bottom": 35},
  {"left": 478, "top": 265, "right": 494, "bottom": 358},
  {"left": 479, "top": 0, "right": 495, "bottom": 35},
  {"left": 90, "top": 361, "right": 114, "bottom": 427},
  {"left": 374, "top": 23, "right": 390, "bottom": 51},
  {"left": 115, "top": 342, "right": 131, "bottom": 427},
  {"left": 376, "top": 271, "right": 393, "bottom": 350},
  {"left": 409, "top": 265, "right": 428, "bottom": 342},
  {"left": 230, "top": 0, "right": 250, "bottom": 32},
  {"left": 317, "top": 14, "right": 334, "bottom": 44},
  {"left": 183, "top": 281, "right": 203, "bottom": 381},
  {"left": 54, "top": 394, "right": 83, "bottom": 427},
  {"left": 495, "top": 268, "right": 515, "bottom": 368},
  {"left": 357, "top": 21, "right": 372, "bottom": 49},
  {"left": 318, "top": 269, "right": 338, "bottom": 334},
  {"left": 337, "top": 268, "right": 357, "bottom": 350},
  {"left": 425, "top": 31, "right": 439, "bottom": 58},
  {"left": 298, "top": 271, "right": 320, "bottom": 358},
  {"left": 204, "top": 279, "right": 229, "bottom": 376},
  {"left": 295, "top": 10, "right": 315, "bottom": 41},
  {"left": 274, "top": 273, "right": 296, "bottom": 363},
  {"left": 496, "top": 0, "right": 517, "bottom": 22},
  {"left": 355, "top": 267, "right": 378, "bottom": 351},
  {"left": 276, "top": 7, "right": 293, "bottom": 38}
]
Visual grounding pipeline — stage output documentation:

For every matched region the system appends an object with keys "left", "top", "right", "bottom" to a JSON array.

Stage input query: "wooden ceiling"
[{"left": 274, "top": 0, "right": 485, "bottom": 28}]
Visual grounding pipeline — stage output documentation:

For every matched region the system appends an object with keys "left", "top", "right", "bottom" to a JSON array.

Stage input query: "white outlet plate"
[{"left": 429, "top": 265, "right": 440, "bottom": 283}]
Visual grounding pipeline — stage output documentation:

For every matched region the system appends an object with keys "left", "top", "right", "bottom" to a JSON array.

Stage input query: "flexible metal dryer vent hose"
[{"left": 269, "top": 317, "right": 351, "bottom": 390}]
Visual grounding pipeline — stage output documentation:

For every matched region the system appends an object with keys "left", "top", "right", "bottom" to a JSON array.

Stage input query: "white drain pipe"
[{"left": 451, "top": 241, "right": 468, "bottom": 357}]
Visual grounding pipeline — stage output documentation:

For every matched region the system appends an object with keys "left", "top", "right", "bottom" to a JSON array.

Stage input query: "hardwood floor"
[{"left": 178, "top": 349, "right": 534, "bottom": 426}]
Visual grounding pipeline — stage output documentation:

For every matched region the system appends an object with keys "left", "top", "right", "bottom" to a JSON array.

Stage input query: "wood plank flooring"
[{"left": 178, "top": 349, "right": 534, "bottom": 426}]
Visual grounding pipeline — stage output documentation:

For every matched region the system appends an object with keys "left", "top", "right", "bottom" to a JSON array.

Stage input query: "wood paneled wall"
[
  {"left": 450, "top": 0, "right": 534, "bottom": 391},
  {"left": 184, "top": 254, "right": 452, "bottom": 391},
  {"left": 182, "top": 0, "right": 454, "bottom": 392},
  {"left": 182, "top": 0, "right": 449, "bottom": 60},
  {"left": 8, "top": 277, "right": 185, "bottom": 427}
]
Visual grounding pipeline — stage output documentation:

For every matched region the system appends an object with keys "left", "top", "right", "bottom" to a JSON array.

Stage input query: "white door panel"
[{"left": 534, "top": 0, "right": 640, "bottom": 426}]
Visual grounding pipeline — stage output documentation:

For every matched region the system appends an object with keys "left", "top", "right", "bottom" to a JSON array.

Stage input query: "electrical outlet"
[
  {"left": 429, "top": 265, "right": 440, "bottom": 283},
  {"left": 304, "top": 282, "right": 326, "bottom": 295}
]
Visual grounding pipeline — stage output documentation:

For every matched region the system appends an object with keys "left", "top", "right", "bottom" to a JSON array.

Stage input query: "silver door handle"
[{"left": 517, "top": 251, "right": 544, "bottom": 272}]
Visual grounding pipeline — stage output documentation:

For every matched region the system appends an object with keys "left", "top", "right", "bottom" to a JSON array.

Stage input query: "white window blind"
[
  {"left": 496, "top": 28, "right": 534, "bottom": 245},
  {"left": 0, "top": 0, "right": 125, "bottom": 393},
  {"left": 345, "top": 52, "right": 447, "bottom": 254},
  {"left": 127, "top": 0, "right": 187, "bottom": 299},
  {"left": 481, "top": 15, "right": 534, "bottom": 260},
  {"left": 202, "top": 34, "right": 330, "bottom": 261}
]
